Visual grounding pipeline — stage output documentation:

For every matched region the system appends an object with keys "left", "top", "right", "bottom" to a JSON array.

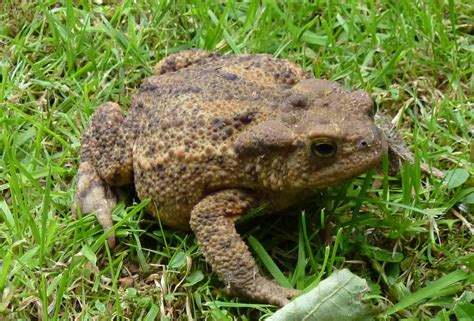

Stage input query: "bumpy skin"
[{"left": 74, "top": 49, "right": 387, "bottom": 305}]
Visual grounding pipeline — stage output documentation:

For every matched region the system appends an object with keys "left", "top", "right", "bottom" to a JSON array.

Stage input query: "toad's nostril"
[{"left": 358, "top": 139, "right": 371, "bottom": 148}]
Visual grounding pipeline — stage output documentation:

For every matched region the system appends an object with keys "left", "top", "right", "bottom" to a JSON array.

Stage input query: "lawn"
[{"left": 0, "top": 0, "right": 473, "bottom": 320}]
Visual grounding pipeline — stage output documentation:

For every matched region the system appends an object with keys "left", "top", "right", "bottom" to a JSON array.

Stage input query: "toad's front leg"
[{"left": 190, "top": 189, "right": 298, "bottom": 306}]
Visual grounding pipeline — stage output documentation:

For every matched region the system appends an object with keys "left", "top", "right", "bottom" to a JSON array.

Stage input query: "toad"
[{"left": 74, "top": 49, "right": 406, "bottom": 305}]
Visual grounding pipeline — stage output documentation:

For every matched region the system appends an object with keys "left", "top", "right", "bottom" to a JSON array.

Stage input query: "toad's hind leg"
[
  {"left": 190, "top": 189, "right": 299, "bottom": 306},
  {"left": 73, "top": 102, "right": 134, "bottom": 248}
]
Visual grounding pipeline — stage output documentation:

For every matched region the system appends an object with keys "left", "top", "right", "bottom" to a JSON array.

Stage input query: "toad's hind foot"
[{"left": 73, "top": 161, "right": 117, "bottom": 248}]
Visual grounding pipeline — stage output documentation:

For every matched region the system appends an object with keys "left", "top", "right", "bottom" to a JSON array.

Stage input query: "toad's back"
[{"left": 128, "top": 53, "right": 309, "bottom": 227}]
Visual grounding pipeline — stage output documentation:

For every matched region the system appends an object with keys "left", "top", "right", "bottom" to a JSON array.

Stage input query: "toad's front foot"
[{"left": 228, "top": 278, "right": 299, "bottom": 306}]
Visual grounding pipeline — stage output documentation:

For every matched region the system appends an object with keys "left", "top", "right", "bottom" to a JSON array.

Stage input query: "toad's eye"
[{"left": 309, "top": 140, "right": 338, "bottom": 158}]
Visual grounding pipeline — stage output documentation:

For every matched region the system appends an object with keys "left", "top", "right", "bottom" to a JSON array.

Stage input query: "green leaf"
[
  {"left": 95, "top": 300, "right": 105, "bottom": 313},
  {"left": 126, "top": 288, "right": 137, "bottom": 298},
  {"left": 443, "top": 169, "right": 469, "bottom": 188},
  {"left": 363, "top": 245, "right": 404, "bottom": 263},
  {"left": 184, "top": 270, "right": 204, "bottom": 287},
  {"left": 454, "top": 291, "right": 474, "bottom": 321},
  {"left": 169, "top": 251, "right": 186, "bottom": 269},
  {"left": 462, "top": 192, "right": 474, "bottom": 204},
  {"left": 268, "top": 269, "right": 374, "bottom": 321},
  {"left": 454, "top": 303, "right": 474, "bottom": 321},
  {"left": 80, "top": 245, "right": 97, "bottom": 266}
]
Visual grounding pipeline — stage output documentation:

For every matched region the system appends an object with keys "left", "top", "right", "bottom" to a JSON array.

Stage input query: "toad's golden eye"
[{"left": 309, "top": 139, "right": 338, "bottom": 158}]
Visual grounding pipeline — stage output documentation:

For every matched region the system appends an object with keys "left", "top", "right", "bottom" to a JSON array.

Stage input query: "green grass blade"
[
  {"left": 248, "top": 236, "right": 292, "bottom": 288},
  {"left": 384, "top": 270, "right": 471, "bottom": 316}
]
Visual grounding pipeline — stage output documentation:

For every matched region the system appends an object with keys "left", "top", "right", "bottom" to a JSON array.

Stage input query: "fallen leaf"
[{"left": 268, "top": 269, "right": 374, "bottom": 321}]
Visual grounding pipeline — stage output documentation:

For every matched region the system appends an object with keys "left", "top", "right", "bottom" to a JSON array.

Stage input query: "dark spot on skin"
[
  {"left": 147, "top": 120, "right": 160, "bottom": 131},
  {"left": 211, "top": 117, "right": 229, "bottom": 132},
  {"left": 211, "top": 133, "right": 220, "bottom": 141},
  {"left": 106, "top": 127, "right": 118, "bottom": 135},
  {"left": 211, "top": 117, "right": 222, "bottom": 126},
  {"left": 239, "top": 111, "right": 255, "bottom": 124},
  {"left": 221, "top": 72, "right": 237, "bottom": 81},
  {"left": 288, "top": 94, "right": 307, "bottom": 108},
  {"left": 117, "top": 140, "right": 126, "bottom": 148},
  {"left": 153, "top": 164, "right": 165, "bottom": 179},
  {"left": 139, "top": 83, "right": 160, "bottom": 92},
  {"left": 281, "top": 113, "right": 297, "bottom": 124},
  {"left": 233, "top": 121, "right": 242, "bottom": 129},
  {"left": 178, "top": 86, "right": 201, "bottom": 94},
  {"left": 191, "top": 121, "right": 199, "bottom": 129},
  {"left": 223, "top": 127, "right": 233, "bottom": 137},
  {"left": 147, "top": 145, "right": 156, "bottom": 156},
  {"left": 159, "top": 57, "right": 176, "bottom": 74},
  {"left": 161, "top": 122, "right": 171, "bottom": 130},
  {"left": 171, "top": 119, "right": 184, "bottom": 127}
]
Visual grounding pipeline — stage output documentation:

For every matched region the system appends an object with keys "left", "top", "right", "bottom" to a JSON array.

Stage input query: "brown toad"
[{"left": 73, "top": 50, "right": 388, "bottom": 306}]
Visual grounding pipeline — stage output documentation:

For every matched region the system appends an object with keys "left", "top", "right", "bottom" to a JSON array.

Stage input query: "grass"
[{"left": 0, "top": 0, "right": 472, "bottom": 320}]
